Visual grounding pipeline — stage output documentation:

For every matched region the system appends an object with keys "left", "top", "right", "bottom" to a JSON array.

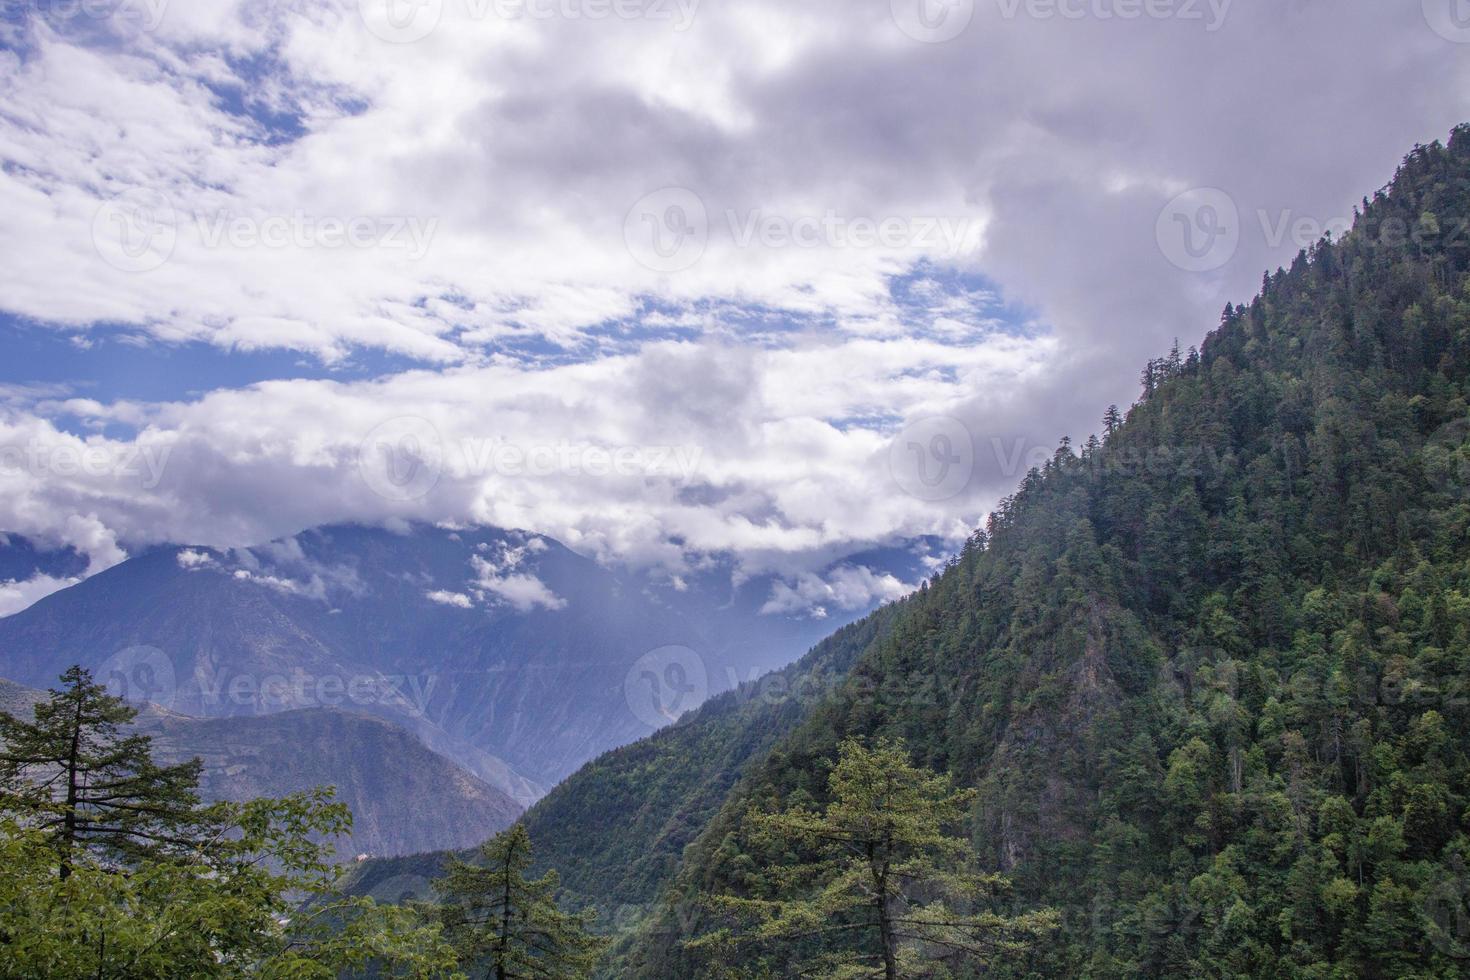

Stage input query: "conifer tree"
[
  {"left": 436, "top": 823, "right": 608, "bottom": 979},
  {"left": 0, "top": 666, "right": 461, "bottom": 977},
  {"left": 691, "top": 738, "right": 1056, "bottom": 979},
  {"left": 0, "top": 666, "right": 209, "bottom": 878}
]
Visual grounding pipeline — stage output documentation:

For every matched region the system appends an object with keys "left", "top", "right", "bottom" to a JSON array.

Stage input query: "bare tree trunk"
[
  {"left": 494, "top": 833, "right": 518, "bottom": 980},
  {"left": 60, "top": 684, "right": 84, "bottom": 880}
]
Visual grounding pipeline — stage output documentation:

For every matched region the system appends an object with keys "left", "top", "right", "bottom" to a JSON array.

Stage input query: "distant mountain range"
[
  {"left": 0, "top": 523, "right": 938, "bottom": 807},
  {"left": 0, "top": 678, "right": 520, "bottom": 859}
]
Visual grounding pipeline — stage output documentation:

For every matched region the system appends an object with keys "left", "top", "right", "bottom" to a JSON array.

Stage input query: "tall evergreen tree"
[
  {"left": 0, "top": 666, "right": 208, "bottom": 878},
  {"left": 436, "top": 823, "right": 607, "bottom": 979},
  {"left": 0, "top": 668, "right": 462, "bottom": 978},
  {"left": 690, "top": 738, "right": 1056, "bottom": 979}
]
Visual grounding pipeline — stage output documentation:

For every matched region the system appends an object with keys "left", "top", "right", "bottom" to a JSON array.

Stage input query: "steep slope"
[
  {"left": 0, "top": 524, "right": 924, "bottom": 802},
  {"left": 577, "top": 126, "right": 1470, "bottom": 977},
  {"left": 517, "top": 605, "right": 903, "bottom": 915},
  {"left": 340, "top": 602, "right": 904, "bottom": 909},
  {"left": 0, "top": 677, "right": 520, "bottom": 858},
  {"left": 0, "top": 534, "right": 88, "bottom": 617}
]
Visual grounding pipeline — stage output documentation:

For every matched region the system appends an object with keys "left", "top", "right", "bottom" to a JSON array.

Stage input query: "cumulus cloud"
[
  {"left": 761, "top": 564, "right": 914, "bottom": 619},
  {"left": 1, "top": 3, "right": 1462, "bottom": 370},
  {"left": 0, "top": 1, "right": 1466, "bottom": 614},
  {"left": 469, "top": 547, "right": 566, "bottom": 613},
  {"left": 176, "top": 549, "right": 214, "bottom": 569},
  {"left": 0, "top": 573, "right": 81, "bottom": 618},
  {"left": 426, "top": 589, "right": 474, "bottom": 608},
  {"left": 0, "top": 333, "right": 1049, "bottom": 581}
]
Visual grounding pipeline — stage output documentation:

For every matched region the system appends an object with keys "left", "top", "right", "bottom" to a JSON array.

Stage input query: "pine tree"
[
  {"left": 436, "top": 823, "right": 608, "bottom": 979},
  {"left": 0, "top": 666, "right": 209, "bottom": 878},
  {"left": 690, "top": 738, "right": 1056, "bottom": 979}
]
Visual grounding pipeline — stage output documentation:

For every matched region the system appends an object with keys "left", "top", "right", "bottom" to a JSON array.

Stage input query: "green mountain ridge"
[
  {"left": 362, "top": 124, "right": 1470, "bottom": 977},
  {"left": 343, "top": 602, "right": 904, "bottom": 912},
  {"left": 613, "top": 125, "right": 1470, "bottom": 978}
]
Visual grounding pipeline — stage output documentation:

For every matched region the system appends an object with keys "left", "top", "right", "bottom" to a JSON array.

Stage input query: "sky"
[{"left": 0, "top": 0, "right": 1467, "bottom": 616}]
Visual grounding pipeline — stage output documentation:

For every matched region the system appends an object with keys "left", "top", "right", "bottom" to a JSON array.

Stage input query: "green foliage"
[
  {"left": 0, "top": 665, "right": 208, "bottom": 877},
  {"left": 688, "top": 738, "right": 1056, "bottom": 979},
  {"left": 601, "top": 125, "right": 1470, "bottom": 977},
  {"left": 0, "top": 667, "right": 461, "bottom": 979},
  {"left": 436, "top": 824, "right": 608, "bottom": 979},
  {"left": 517, "top": 605, "right": 904, "bottom": 918}
]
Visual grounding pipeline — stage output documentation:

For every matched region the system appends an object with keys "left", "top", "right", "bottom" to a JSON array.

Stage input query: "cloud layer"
[{"left": 0, "top": 0, "right": 1467, "bottom": 609}]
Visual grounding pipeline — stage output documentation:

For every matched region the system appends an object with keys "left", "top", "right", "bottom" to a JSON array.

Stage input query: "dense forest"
[{"left": 494, "top": 124, "right": 1470, "bottom": 977}]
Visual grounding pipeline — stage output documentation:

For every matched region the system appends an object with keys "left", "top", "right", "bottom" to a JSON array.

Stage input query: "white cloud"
[
  {"left": 2, "top": 3, "right": 1459, "bottom": 372},
  {"left": 0, "top": 332, "right": 1054, "bottom": 585},
  {"left": 0, "top": 572, "right": 80, "bottom": 618},
  {"left": 761, "top": 564, "right": 913, "bottom": 619},
  {"left": 474, "top": 570, "right": 567, "bottom": 613},
  {"left": 0, "top": 2, "right": 1465, "bottom": 602},
  {"left": 176, "top": 548, "right": 214, "bottom": 569},
  {"left": 469, "top": 549, "right": 566, "bottom": 613},
  {"left": 426, "top": 589, "right": 474, "bottom": 608}
]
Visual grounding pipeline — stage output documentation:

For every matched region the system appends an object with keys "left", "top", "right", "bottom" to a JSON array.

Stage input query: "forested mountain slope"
[
  {"left": 603, "top": 127, "right": 1470, "bottom": 977},
  {"left": 342, "top": 601, "right": 904, "bottom": 909}
]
